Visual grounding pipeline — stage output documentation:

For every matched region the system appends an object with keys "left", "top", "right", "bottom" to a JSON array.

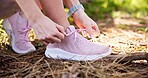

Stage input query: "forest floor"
[{"left": 0, "top": 17, "right": 148, "bottom": 78}]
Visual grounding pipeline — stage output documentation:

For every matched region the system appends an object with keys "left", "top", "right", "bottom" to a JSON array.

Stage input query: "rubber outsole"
[{"left": 45, "top": 48, "right": 112, "bottom": 61}]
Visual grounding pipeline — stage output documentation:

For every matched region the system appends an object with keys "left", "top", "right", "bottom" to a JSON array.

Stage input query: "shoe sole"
[
  {"left": 2, "top": 19, "right": 36, "bottom": 54},
  {"left": 45, "top": 48, "right": 112, "bottom": 61}
]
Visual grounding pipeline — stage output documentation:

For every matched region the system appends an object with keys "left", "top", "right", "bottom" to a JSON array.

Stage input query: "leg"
[
  {"left": 19, "top": 0, "right": 42, "bottom": 19},
  {"left": 40, "top": 0, "right": 70, "bottom": 30},
  {"left": 34, "top": 0, "right": 42, "bottom": 10}
]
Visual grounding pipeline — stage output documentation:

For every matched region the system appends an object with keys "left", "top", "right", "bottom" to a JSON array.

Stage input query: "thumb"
[
  {"left": 85, "top": 25, "right": 94, "bottom": 38},
  {"left": 56, "top": 25, "right": 66, "bottom": 35}
]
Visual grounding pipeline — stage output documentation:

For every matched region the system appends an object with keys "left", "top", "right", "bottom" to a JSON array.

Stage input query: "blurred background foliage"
[{"left": 82, "top": 0, "right": 148, "bottom": 20}]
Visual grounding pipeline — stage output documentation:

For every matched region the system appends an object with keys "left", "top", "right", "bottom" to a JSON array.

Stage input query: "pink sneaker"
[
  {"left": 45, "top": 26, "right": 111, "bottom": 61},
  {"left": 2, "top": 12, "right": 36, "bottom": 54}
]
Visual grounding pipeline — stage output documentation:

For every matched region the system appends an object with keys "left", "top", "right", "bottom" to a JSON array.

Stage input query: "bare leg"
[
  {"left": 20, "top": 0, "right": 42, "bottom": 20},
  {"left": 34, "top": 0, "right": 42, "bottom": 10},
  {"left": 40, "top": 0, "right": 70, "bottom": 30}
]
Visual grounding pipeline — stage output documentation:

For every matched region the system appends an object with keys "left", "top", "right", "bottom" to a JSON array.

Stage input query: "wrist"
[
  {"left": 28, "top": 13, "right": 44, "bottom": 25},
  {"left": 67, "top": 4, "right": 84, "bottom": 18},
  {"left": 64, "top": 0, "right": 80, "bottom": 8},
  {"left": 73, "top": 9, "right": 85, "bottom": 17}
]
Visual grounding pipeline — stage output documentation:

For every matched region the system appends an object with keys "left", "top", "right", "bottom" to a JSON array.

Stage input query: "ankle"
[{"left": 19, "top": 11, "right": 27, "bottom": 20}]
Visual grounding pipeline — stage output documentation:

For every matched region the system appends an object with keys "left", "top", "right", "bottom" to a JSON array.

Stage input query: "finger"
[
  {"left": 41, "top": 41, "right": 48, "bottom": 45},
  {"left": 56, "top": 25, "right": 66, "bottom": 35},
  {"left": 92, "top": 23, "right": 100, "bottom": 37},
  {"left": 78, "top": 24, "right": 88, "bottom": 37},
  {"left": 50, "top": 36, "right": 62, "bottom": 43},
  {"left": 82, "top": 31, "right": 89, "bottom": 37},
  {"left": 92, "top": 23, "right": 99, "bottom": 32},
  {"left": 37, "top": 35, "right": 46, "bottom": 41},
  {"left": 85, "top": 25, "right": 94, "bottom": 38},
  {"left": 40, "top": 38, "right": 54, "bottom": 45},
  {"left": 54, "top": 30, "right": 65, "bottom": 40},
  {"left": 43, "top": 38, "right": 54, "bottom": 43}
]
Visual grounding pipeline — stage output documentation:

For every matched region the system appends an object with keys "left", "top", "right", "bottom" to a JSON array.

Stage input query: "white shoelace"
[
  {"left": 64, "top": 29, "right": 86, "bottom": 42},
  {"left": 18, "top": 22, "right": 31, "bottom": 42}
]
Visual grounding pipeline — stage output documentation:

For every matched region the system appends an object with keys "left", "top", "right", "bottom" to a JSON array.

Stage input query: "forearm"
[
  {"left": 64, "top": 0, "right": 81, "bottom": 8},
  {"left": 15, "top": 0, "right": 43, "bottom": 24}
]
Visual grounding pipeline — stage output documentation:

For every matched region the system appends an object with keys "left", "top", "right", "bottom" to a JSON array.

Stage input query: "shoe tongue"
[
  {"left": 18, "top": 15, "right": 27, "bottom": 24},
  {"left": 17, "top": 13, "right": 30, "bottom": 30},
  {"left": 66, "top": 25, "right": 76, "bottom": 33}
]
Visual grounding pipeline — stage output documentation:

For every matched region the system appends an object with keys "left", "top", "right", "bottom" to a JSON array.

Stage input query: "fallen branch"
[{"left": 104, "top": 52, "right": 148, "bottom": 63}]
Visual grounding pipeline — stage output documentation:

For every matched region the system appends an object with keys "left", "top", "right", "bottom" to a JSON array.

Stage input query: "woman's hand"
[
  {"left": 31, "top": 15, "right": 65, "bottom": 45},
  {"left": 15, "top": 0, "right": 65, "bottom": 45},
  {"left": 73, "top": 9, "right": 100, "bottom": 38}
]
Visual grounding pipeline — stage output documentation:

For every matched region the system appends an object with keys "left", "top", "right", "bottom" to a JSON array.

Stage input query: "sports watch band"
[{"left": 67, "top": 4, "right": 84, "bottom": 18}]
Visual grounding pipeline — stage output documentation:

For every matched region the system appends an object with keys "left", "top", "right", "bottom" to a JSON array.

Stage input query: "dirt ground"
[{"left": 0, "top": 17, "right": 148, "bottom": 78}]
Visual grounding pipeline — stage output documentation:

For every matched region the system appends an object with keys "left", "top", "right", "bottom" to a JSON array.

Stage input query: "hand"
[
  {"left": 31, "top": 15, "right": 65, "bottom": 45},
  {"left": 73, "top": 9, "right": 100, "bottom": 38}
]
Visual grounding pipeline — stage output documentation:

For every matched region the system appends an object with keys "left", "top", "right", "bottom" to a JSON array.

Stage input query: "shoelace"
[
  {"left": 18, "top": 21, "right": 31, "bottom": 42},
  {"left": 64, "top": 28, "right": 97, "bottom": 43},
  {"left": 64, "top": 29, "right": 86, "bottom": 42}
]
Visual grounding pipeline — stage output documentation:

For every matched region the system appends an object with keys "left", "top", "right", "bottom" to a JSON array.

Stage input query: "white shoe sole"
[
  {"left": 45, "top": 48, "right": 112, "bottom": 61},
  {"left": 2, "top": 19, "right": 36, "bottom": 54}
]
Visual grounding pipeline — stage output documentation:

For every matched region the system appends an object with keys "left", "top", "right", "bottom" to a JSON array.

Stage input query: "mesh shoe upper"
[
  {"left": 47, "top": 26, "right": 110, "bottom": 55},
  {"left": 3, "top": 12, "right": 36, "bottom": 53}
]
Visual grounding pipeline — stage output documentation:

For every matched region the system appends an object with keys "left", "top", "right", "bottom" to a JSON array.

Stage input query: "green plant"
[
  {"left": 83, "top": 0, "right": 116, "bottom": 20},
  {"left": 0, "top": 20, "right": 10, "bottom": 49},
  {"left": 82, "top": 0, "right": 148, "bottom": 19}
]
